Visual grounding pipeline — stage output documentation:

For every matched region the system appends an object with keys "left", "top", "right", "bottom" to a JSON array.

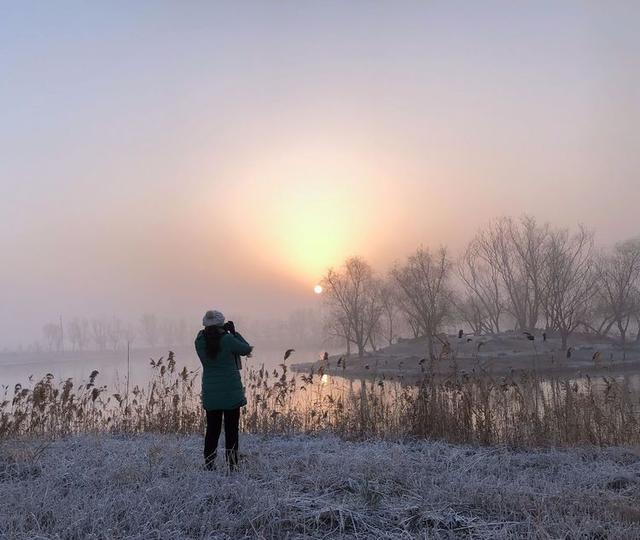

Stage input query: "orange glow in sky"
[{"left": 221, "top": 142, "right": 401, "bottom": 285}]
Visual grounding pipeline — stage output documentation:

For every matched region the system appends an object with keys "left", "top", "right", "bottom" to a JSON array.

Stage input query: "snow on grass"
[{"left": 1, "top": 433, "right": 640, "bottom": 539}]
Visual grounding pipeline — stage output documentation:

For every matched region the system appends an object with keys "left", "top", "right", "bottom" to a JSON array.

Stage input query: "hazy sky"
[{"left": 1, "top": 2, "right": 639, "bottom": 348}]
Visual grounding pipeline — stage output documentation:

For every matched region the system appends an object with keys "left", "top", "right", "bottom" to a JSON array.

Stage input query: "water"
[
  {"left": 0, "top": 343, "right": 327, "bottom": 391},
  {"left": 3, "top": 346, "right": 640, "bottom": 416}
]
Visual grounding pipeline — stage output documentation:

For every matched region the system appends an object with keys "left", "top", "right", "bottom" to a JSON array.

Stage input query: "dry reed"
[{"left": 2, "top": 350, "right": 639, "bottom": 447}]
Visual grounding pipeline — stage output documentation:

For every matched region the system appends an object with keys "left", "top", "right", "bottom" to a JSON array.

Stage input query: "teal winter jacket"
[{"left": 195, "top": 330, "right": 252, "bottom": 411}]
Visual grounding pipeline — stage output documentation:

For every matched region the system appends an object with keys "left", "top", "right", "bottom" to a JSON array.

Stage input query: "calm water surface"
[
  {"left": 0, "top": 344, "right": 327, "bottom": 390},
  {"left": 3, "top": 346, "right": 640, "bottom": 410}
]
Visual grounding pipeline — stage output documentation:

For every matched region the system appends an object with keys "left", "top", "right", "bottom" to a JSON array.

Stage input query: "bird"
[
  {"left": 566, "top": 347, "right": 573, "bottom": 359},
  {"left": 523, "top": 332, "right": 535, "bottom": 341},
  {"left": 365, "top": 364, "right": 370, "bottom": 370},
  {"left": 284, "top": 349, "right": 295, "bottom": 361},
  {"left": 322, "top": 351, "right": 329, "bottom": 362},
  {"left": 458, "top": 329, "right": 464, "bottom": 339},
  {"left": 592, "top": 351, "right": 602, "bottom": 363}
]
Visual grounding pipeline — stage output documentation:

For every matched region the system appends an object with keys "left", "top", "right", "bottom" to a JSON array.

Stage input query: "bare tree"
[
  {"left": 582, "top": 288, "right": 617, "bottom": 338},
  {"left": 67, "top": 320, "right": 80, "bottom": 351},
  {"left": 473, "top": 216, "right": 549, "bottom": 331},
  {"left": 399, "top": 302, "right": 423, "bottom": 339},
  {"left": 90, "top": 318, "right": 109, "bottom": 351},
  {"left": 542, "top": 226, "right": 597, "bottom": 350},
  {"left": 123, "top": 322, "right": 137, "bottom": 347},
  {"left": 596, "top": 239, "right": 640, "bottom": 353},
  {"left": 67, "top": 317, "right": 90, "bottom": 351},
  {"left": 510, "top": 216, "right": 549, "bottom": 330},
  {"left": 392, "top": 247, "right": 454, "bottom": 359},
  {"left": 457, "top": 241, "right": 503, "bottom": 333},
  {"left": 324, "top": 307, "right": 353, "bottom": 356},
  {"left": 321, "top": 257, "right": 382, "bottom": 357},
  {"left": 42, "top": 323, "right": 63, "bottom": 351},
  {"left": 455, "top": 295, "right": 489, "bottom": 336},
  {"left": 378, "top": 280, "right": 400, "bottom": 346},
  {"left": 364, "top": 279, "right": 385, "bottom": 352},
  {"left": 107, "top": 317, "right": 125, "bottom": 351}
]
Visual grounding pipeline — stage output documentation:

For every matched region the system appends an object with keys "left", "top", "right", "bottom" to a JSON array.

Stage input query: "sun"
[{"left": 314, "top": 284, "right": 323, "bottom": 294}]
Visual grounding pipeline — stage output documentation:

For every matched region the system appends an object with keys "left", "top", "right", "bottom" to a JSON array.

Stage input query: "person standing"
[{"left": 195, "top": 310, "right": 253, "bottom": 471}]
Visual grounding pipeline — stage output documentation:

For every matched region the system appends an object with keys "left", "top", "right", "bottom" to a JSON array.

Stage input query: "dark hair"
[{"left": 203, "top": 325, "right": 225, "bottom": 358}]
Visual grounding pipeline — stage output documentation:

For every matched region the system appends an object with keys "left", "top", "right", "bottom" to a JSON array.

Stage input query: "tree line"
[
  {"left": 35, "top": 309, "right": 326, "bottom": 354},
  {"left": 39, "top": 314, "right": 192, "bottom": 353},
  {"left": 321, "top": 216, "right": 640, "bottom": 358}
]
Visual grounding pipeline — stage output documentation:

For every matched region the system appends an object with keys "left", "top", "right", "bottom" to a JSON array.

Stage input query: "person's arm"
[
  {"left": 194, "top": 331, "right": 208, "bottom": 360},
  {"left": 224, "top": 333, "right": 253, "bottom": 356},
  {"left": 235, "top": 333, "right": 254, "bottom": 359},
  {"left": 233, "top": 332, "right": 250, "bottom": 346}
]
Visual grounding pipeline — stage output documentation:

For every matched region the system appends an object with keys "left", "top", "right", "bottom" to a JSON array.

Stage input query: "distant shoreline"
[{"left": 292, "top": 332, "right": 640, "bottom": 382}]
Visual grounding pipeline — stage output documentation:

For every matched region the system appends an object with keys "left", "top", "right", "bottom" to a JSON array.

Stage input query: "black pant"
[{"left": 204, "top": 408, "right": 240, "bottom": 470}]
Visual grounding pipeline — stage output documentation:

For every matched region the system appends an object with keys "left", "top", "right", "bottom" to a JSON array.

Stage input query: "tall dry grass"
[
  {"left": 2, "top": 350, "right": 639, "bottom": 447},
  {"left": 0, "top": 352, "right": 204, "bottom": 438}
]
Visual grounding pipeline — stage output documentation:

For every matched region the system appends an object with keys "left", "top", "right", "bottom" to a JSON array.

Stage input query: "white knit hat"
[{"left": 202, "top": 310, "right": 225, "bottom": 327}]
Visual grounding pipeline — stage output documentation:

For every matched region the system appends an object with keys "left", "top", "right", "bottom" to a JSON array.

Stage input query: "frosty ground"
[{"left": 2, "top": 434, "right": 640, "bottom": 539}]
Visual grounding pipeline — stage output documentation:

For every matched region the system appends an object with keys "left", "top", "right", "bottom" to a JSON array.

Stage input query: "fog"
[{"left": 1, "top": 2, "right": 639, "bottom": 350}]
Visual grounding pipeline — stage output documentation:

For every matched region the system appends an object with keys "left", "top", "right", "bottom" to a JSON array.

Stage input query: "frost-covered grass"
[{"left": 2, "top": 433, "right": 640, "bottom": 539}]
